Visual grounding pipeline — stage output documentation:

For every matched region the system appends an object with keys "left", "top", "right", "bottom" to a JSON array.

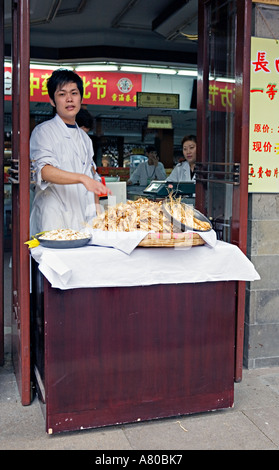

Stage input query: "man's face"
[
  {"left": 50, "top": 81, "right": 82, "bottom": 125},
  {"left": 147, "top": 150, "right": 158, "bottom": 165}
]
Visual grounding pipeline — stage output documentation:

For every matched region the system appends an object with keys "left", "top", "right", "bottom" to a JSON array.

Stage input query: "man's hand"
[
  {"left": 148, "top": 154, "right": 159, "bottom": 167},
  {"left": 80, "top": 174, "right": 112, "bottom": 196}
]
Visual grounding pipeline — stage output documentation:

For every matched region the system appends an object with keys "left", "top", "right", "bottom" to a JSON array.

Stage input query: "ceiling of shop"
[
  {"left": 4, "top": 0, "right": 199, "bottom": 144},
  {"left": 4, "top": 0, "right": 199, "bottom": 63}
]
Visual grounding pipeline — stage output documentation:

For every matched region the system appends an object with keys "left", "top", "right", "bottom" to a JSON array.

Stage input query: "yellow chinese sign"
[
  {"left": 137, "top": 92, "right": 179, "bottom": 109},
  {"left": 147, "top": 115, "right": 173, "bottom": 129},
  {"left": 249, "top": 37, "right": 279, "bottom": 192},
  {"left": 252, "top": 0, "right": 279, "bottom": 5}
]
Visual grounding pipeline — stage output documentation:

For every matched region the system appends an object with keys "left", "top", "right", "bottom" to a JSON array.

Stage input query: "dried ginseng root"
[{"left": 92, "top": 198, "right": 175, "bottom": 232}]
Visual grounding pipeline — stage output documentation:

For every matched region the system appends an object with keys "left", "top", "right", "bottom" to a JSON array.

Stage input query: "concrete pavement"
[{"left": 1, "top": 352, "right": 279, "bottom": 450}]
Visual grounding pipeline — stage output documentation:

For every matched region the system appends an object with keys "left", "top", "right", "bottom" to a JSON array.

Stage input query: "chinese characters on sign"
[
  {"left": 252, "top": 0, "right": 279, "bottom": 5},
  {"left": 4, "top": 67, "right": 142, "bottom": 108},
  {"left": 249, "top": 37, "right": 279, "bottom": 192},
  {"left": 208, "top": 80, "right": 235, "bottom": 112},
  {"left": 147, "top": 115, "right": 173, "bottom": 129},
  {"left": 137, "top": 92, "right": 179, "bottom": 109}
]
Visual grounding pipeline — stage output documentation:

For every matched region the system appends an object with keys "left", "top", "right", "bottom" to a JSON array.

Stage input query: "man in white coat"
[
  {"left": 127, "top": 145, "right": 167, "bottom": 187},
  {"left": 30, "top": 69, "right": 109, "bottom": 235}
]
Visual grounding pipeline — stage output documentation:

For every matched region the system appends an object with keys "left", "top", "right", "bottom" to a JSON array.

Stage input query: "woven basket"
[{"left": 138, "top": 232, "right": 204, "bottom": 247}]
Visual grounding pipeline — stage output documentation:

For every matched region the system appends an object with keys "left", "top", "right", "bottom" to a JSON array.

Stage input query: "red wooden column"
[
  {"left": 11, "top": 0, "right": 31, "bottom": 405},
  {"left": 232, "top": 0, "right": 252, "bottom": 382},
  {"left": 0, "top": 0, "right": 4, "bottom": 366}
]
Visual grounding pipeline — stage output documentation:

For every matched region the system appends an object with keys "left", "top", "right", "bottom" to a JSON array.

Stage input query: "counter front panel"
[{"left": 32, "top": 264, "right": 236, "bottom": 434}]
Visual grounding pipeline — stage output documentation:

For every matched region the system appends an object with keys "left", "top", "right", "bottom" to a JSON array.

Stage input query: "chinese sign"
[
  {"left": 4, "top": 67, "right": 142, "bottom": 107},
  {"left": 208, "top": 80, "right": 235, "bottom": 112},
  {"left": 137, "top": 92, "right": 179, "bottom": 109},
  {"left": 147, "top": 115, "right": 173, "bottom": 129},
  {"left": 252, "top": 1, "right": 279, "bottom": 5},
  {"left": 249, "top": 37, "right": 279, "bottom": 192}
]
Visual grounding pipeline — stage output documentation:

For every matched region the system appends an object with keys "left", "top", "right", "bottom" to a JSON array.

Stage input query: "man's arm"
[
  {"left": 127, "top": 162, "right": 142, "bottom": 185},
  {"left": 41, "top": 164, "right": 110, "bottom": 196},
  {"left": 156, "top": 162, "right": 167, "bottom": 180}
]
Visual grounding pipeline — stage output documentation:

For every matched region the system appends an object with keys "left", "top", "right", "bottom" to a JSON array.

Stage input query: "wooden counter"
[{"left": 31, "top": 260, "right": 236, "bottom": 434}]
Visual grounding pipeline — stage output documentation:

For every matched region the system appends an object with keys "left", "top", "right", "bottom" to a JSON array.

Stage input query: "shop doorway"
[
  {"left": 6, "top": 0, "right": 31, "bottom": 404},
  {"left": 1, "top": 0, "right": 252, "bottom": 403}
]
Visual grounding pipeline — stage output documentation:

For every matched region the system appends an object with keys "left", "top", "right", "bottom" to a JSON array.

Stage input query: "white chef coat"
[
  {"left": 166, "top": 160, "right": 196, "bottom": 182},
  {"left": 30, "top": 114, "right": 99, "bottom": 235},
  {"left": 129, "top": 161, "right": 167, "bottom": 186}
]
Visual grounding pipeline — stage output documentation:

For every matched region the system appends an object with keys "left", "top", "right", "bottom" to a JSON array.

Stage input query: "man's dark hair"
[
  {"left": 146, "top": 145, "right": 157, "bottom": 153},
  {"left": 47, "top": 68, "right": 84, "bottom": 103},
  {"left": 76, "top": 108, "right": 93, "bottom": 130}
]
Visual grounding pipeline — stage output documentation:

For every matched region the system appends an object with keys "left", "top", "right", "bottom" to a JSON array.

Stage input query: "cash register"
[{"left": 143, "top": 180, "right": 195, "bottom": 200}]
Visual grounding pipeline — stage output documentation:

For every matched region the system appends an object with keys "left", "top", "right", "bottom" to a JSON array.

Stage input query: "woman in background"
[{"left": 167, "top": 135, "right": 196, "bottom": 182}]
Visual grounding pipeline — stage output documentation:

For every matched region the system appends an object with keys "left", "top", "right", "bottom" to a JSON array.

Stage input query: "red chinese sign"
[
  {"left": 208, "top": 80, "right": 235, "bottom": 112},
  {"left": 4, "top": 67, "right": 142, "bottom": 107}
]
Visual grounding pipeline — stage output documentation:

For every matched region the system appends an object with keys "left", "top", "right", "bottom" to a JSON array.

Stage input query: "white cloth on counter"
[
  {"left": 84, "top": 228, "right": 150, "bottom": 254},
  {"left": 81, "top": 227, "right": 217, "bottom": 254},
  {"left": 31, "top": 240, "right": 260, "bottom": 290}
]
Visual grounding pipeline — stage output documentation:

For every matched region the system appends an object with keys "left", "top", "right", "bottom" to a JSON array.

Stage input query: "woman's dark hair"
[
  {"left": 181, "top": 135, "right": 197, "bottom": 146},
  {"left": 47, "top": 68, "right": 84, "bottom": 103}
]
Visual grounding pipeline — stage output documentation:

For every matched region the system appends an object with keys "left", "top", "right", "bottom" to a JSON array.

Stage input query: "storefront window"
[{"left": 204, "top": 0, "right": 237, "bottom": 241}]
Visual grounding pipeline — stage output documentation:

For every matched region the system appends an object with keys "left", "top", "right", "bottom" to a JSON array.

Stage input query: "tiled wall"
[{"left": 244, "top": 193, "right": 279, "bottom": 367}]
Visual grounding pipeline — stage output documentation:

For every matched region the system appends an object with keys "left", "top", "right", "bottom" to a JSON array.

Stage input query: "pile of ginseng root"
[{"left": 91, "top": 197, "right": 210, "bottom": 233}]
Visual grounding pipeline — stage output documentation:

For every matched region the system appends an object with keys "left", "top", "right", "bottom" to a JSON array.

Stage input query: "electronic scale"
[{"left": 143, "top": 180, "right": 196, "bottom": 199}]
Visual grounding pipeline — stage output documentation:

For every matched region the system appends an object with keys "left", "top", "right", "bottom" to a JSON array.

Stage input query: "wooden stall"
[{"left": 30, "top": 240, "right": 259, "bottom": 434}]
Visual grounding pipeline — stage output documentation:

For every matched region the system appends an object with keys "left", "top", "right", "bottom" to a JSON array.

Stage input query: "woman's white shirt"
[{"left": 166, "top": 160, "right": 196, "bottom": 182}]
